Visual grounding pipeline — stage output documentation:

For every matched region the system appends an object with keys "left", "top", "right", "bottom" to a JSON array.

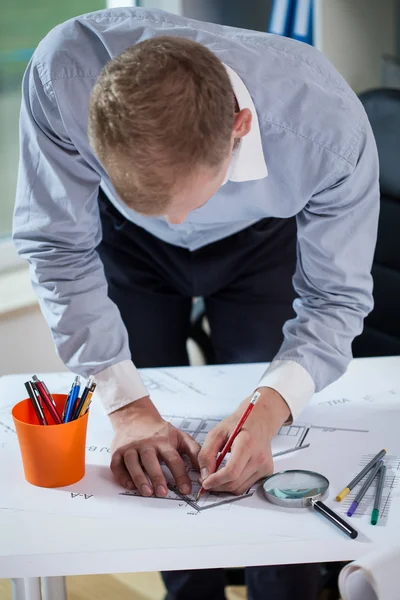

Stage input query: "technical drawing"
[
  {"left": 140, "top": 369, "right": 207, "bottom": 397},
  {"left": 163, "top": 415, "right": 369, "bottom": 454},
  {"left": 120, "top": 483, "right": 254, "bottom": 513},
  {"left": 115, "top": 415, "right": 370, "bottom": 514}
]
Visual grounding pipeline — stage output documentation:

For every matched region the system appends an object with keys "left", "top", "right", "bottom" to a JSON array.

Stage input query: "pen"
[
  {"left": 196, "top": 391, "right": 260, "bottom": 500},
  {"left": 40, "top": 379, "right": 57, "bottom": 408},
  {"left": 73, "top": 376, "right": 94, "bottom": 419},
  {"left": 63, "top": 376, "right": 81, "bottom": 423},
  {"left": 32, "top": 375, "right": 62, "bottom": 425},
  {"left": 371, "top": 464, "right": 386, "bottom": 525},
  {"left": 347, "top": 460, "right": 383, "bottom": 517},
  {"left": 62, "top": 376, "right": 79, "bottom": 420},
  {"left": 78, "top": 382, "right": 96, "bottom": 417},
  {"left": 24, "top": 381, "right": 47, "bottom": 425},
  {"left": 336, "top": 448, "right": 387, "bottom": 501}
]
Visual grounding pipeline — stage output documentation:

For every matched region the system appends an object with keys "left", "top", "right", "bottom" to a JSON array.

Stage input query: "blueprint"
[
  {"left": 0, "top": 400, "right": 369, "bottom": 514},
  {"left": 1, "top": 368, "right": 400, "bottom": 541}
]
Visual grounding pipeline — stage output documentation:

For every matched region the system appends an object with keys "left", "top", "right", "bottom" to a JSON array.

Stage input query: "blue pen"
[
  {"left": 72, "top": 376, "right": 94, "bottom": 420},
  {"left": 63, "top": 376, "right": 81, "bottom": 423}
]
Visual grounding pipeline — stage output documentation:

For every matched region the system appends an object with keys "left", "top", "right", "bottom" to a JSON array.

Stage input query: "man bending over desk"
[{"left": 13, "top": 7, "right": 379, "bottom": 600}]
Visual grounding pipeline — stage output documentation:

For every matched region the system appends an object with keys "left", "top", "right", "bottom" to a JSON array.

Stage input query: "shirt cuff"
[
  {"left": 95, "top": 360, "right": 149, "bottom": 415},
  {"left": 257, "top": 360, "right": 315, "bottom": 422}
]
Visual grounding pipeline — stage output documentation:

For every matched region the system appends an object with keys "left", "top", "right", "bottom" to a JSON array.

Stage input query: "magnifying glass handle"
[{"left": 312, "top": 500, "right": 358, "bottom": 539}]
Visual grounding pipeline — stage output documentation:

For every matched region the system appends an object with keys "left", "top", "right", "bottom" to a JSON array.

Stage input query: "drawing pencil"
[
  {"left": 336, "top": 449, "right": 387, "bottom": 501},
  {"left": 196, "top": 391, "right": 260, "bottom": 500},
  {"left": 371, "top": 464, "right": 386, "bottom": 525},
  {"left": 347, "top": 460, "right": 383, "bottom": 517}
]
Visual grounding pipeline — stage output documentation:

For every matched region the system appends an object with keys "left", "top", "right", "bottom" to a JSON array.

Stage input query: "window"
[{"left": 0, "top": 0, "right": 106, "bottom": 266}]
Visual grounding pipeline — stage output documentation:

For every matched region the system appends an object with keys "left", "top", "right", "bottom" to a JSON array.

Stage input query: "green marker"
[{"left": 371, "top": 464, "right": 386, "bottom": 525}]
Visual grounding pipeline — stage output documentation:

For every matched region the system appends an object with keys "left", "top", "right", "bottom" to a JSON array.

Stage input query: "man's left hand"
[{"left": 198, "top": 388, "right": 291, "bottom": 495}]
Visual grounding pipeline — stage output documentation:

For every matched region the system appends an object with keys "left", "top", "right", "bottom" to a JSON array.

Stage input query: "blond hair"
[{"left": 88, "top": 36, "right": 235, "bottom": 215}]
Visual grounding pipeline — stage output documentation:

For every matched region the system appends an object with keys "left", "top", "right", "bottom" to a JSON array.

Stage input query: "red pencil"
[{"left": 196, "top": 391, "right": 261, "bottom": 500}]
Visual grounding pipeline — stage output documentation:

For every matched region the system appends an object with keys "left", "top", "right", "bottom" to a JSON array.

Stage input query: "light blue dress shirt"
[{"left": 13, "top": 8, "right": 379, "bottom": 418}]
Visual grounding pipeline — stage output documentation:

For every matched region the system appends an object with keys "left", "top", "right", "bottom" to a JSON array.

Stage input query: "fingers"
[
  {"left": 235, "top": 473, "right": 259, "bottom": 496},
  {"left": 205, "top": 434, "right": 251, "bottom": 489},
  {"left": 110, "top": 451, "right": 135, "bottom": 490},
  {"left": 203, "top": 434, "right": 273, "bottom": 494},
  {"left": 139, "top": 447, "right": 168, "bottom": 497},
  {"left": 204, "top": 461, "right": 257, "bottom": 494},
  {"left": 203, "top": 450, "right": 252, "bottom": 491},
  {"left": 123, "top": 448, "right": 154, "bottom": 497},
  {"left": 179, "top": 432, "right": 201, "bottom": 471},
  {"left": 160, "top": 446, "right": 192, "bottom": 495},
  {"left": 198, "top": 427, "right": 227, "bottom": 482}
]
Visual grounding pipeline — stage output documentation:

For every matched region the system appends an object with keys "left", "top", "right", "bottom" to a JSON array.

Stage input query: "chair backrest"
[{"left": 352, "top": 88, "right": 400, "bottom": 357}]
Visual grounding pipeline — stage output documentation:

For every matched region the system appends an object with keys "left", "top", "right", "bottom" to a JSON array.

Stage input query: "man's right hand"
[{"left": 109, "top": 396, "right": 200, "bottom": 498}]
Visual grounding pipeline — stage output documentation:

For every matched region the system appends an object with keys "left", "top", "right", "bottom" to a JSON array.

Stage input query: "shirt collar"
[{"left": 222, "top": 63, "right": 268, "bottom": 184}]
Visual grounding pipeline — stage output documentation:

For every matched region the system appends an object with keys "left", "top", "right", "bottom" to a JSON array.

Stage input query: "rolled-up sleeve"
[
  {"left": 13, "top": 59, "right": 148, "bottom": 411},
  {"left": 259, "top": 119, "right": 380, "bottom": 420}
]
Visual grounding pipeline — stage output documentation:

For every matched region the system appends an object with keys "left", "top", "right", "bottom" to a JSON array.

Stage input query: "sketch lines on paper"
[
  {"left": 141, "top": 369, "right": 207, "bottom": 397},
  {"left": 117, "top": 414, "right": 369, "bottom": 513}
]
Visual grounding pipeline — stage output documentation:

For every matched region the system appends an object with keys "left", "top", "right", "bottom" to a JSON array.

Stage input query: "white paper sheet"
[
  {"left": 339, "top": 545, "right": 400, "bottom": 600},
  {"left": 1, "top": 368, "right": 400, "bottom": 546}
]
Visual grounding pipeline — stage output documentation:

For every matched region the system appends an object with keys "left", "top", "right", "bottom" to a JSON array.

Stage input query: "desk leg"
[
  {"left": 24, "top": 579, "right": 42, "bottom": 600},
  {"left": 11, "top": 578, "right": 42, "bottom": 600},
  {"left": 41, "top": 577, "right": 67, "bottom": 600},
  {"left": 11, "top": 579, "right": 26, "bottom": 600}
]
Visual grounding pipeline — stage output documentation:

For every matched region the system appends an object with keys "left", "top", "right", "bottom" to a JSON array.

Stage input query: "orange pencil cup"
[{"left": 12, "top": 394, "right": 88, "bottom": 488}]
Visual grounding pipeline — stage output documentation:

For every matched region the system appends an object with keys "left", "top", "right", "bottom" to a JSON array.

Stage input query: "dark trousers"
[{"left": 97, "top": 191, "right": 321, "bottom": 600}]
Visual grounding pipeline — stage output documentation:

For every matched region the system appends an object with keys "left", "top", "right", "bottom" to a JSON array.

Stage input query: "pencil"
[
  {"left": 336, "top": 449, "right": 387, "bottom": 501},
  {"left": 196, "top": 391, "right": 260, "bottom": 501},
  {"left": 347, "top": 460, "right": 383, "bottom": 517},
  {"left": 371, "top": 464, "right": 386, "bottom": 525}
]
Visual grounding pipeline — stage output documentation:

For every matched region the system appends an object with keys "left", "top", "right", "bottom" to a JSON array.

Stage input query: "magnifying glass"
[{"left": 263, "top": 470, "right": 358, "bottom": 539}]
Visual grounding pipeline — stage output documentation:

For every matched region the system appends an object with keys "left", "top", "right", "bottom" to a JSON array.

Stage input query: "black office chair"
[{"left": 353, "top": 88, "right": 400, "bottom": 357}]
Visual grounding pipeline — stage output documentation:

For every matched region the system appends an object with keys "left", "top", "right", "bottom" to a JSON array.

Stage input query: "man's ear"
[{"left": 232, "top": 108, "right": 252, "bottom": 139}]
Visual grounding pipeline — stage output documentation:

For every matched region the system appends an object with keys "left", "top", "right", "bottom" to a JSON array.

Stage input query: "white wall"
[
  {"left": 0, "top": 299, "right": 204, "bottom": 376},
  {"left": 0, "top": 306, "right": 66, "bottom": 376},
  {"left": 315, "top": 0, "right": 398, "bottom": 92}
]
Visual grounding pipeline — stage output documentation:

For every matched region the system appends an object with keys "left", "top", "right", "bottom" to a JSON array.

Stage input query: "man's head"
[{"left": 88, "top": 36, "right": 251, "bottom": 223}]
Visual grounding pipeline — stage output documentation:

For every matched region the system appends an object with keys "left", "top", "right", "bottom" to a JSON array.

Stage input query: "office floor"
[
  {"left": 0, "top": 574, "right": 340, "bottom": 599},
  {"left": 0, "top": 573, "right": 248, "bottom": 600}
]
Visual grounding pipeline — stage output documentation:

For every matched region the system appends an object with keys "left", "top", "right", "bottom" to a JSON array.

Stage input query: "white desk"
[{"left": 1, "top": 357, "right": 399, "bottom": 600}]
